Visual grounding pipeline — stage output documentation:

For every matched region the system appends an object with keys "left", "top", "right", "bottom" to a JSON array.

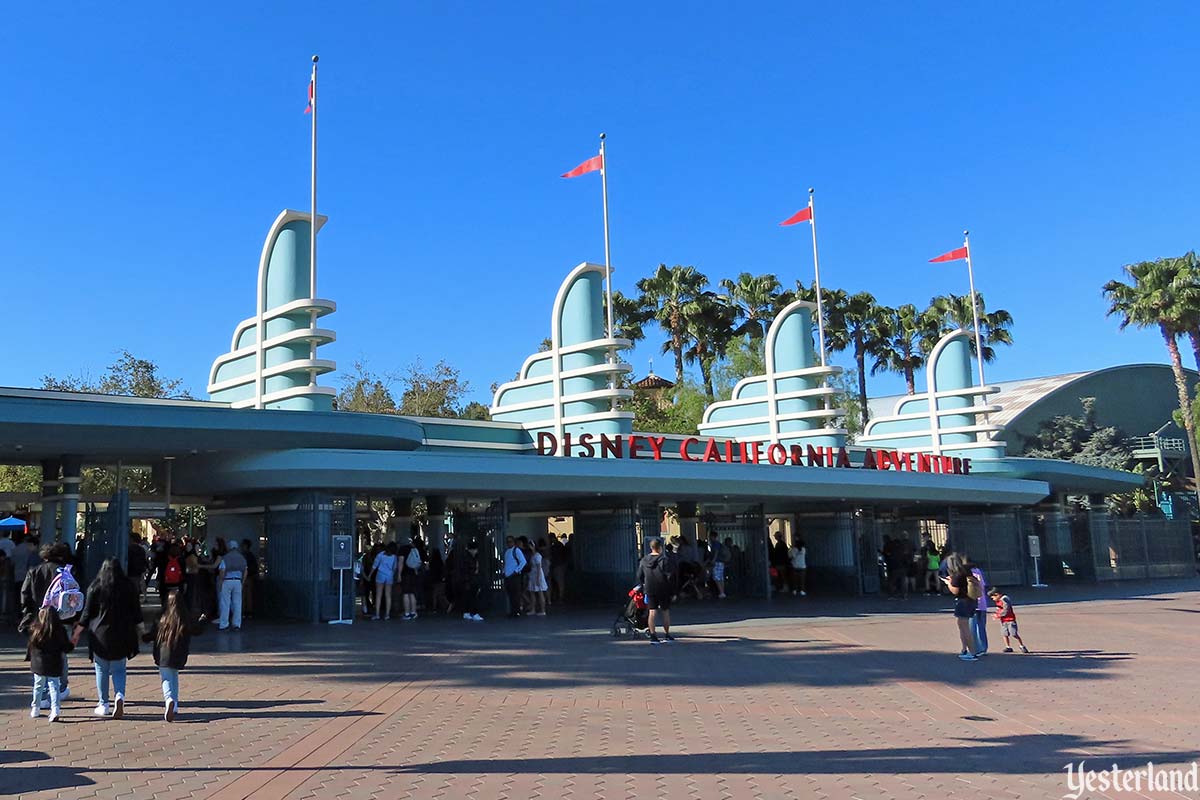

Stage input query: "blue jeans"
[
  {"left": 32, "top": 674, "right": 61, "bottom": 713},
  {"left": 971, "top": 610, "right": 989, "bottom": 654},
  {"left": 160, "top": 667, "right": 180, "bottom": 704},
  {"left": 93, "top": 657, "right": 127, "bottom": 705}
]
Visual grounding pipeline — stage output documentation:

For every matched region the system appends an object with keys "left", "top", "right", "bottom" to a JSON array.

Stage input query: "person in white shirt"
[
  {"left": 788, "top": 538, "right": 807, "bottom": 596},
  {"left": 502, "top": 536, "right": 527, "bottom": 618}
]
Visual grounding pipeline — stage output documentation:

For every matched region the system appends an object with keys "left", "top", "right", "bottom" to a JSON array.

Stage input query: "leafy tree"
[
  {"left": 336, "top": 360, "right": 398, "bottom": 414},
  {"left": 825, "top": 291, "right": 887, "bottom": 429},
  {"left": 628, "top": 380, "right": 708, "bottom": 435},
  {"left": 0, "top": 465, "right": 40, "bottom": 493},
  {"left": 873, "top": 304, "right": 939, "bottom": 394},
  {"left": 683, "top": 292, "right": 736, "bottom": 402},
  {"left": 606, "top": 290, "right": 653, "bottom": 344},
  {"left": 398, "top": 359, "right": 471, "bottom": 418},
  {"left": 1104, "top": 257, "right": 1200, "bottom": 482},
  {"left": 636, "top": 264, "right": 708, "bottom": 386},
  {"left": 719, "top": 272, "right": 793, "bottom": 353},
  {"left": 828, "top": 369, "right": 865, "bottom": 443},
  {"left": 42, "top": 349, "right": 190, "bottom": 399},
  {"left": 925, "top": 293, "right": 1014, "bottom": 362},
  {"left": 713, "top": 336, "right": 766, "bottom": 401},
  {"left": 460, "top": 401, "right": 491, "bottom": 421}
]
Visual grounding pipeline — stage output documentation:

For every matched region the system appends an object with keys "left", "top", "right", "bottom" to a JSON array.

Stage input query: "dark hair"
[
  {"left": 89, "top": 557, "right": 130, "bottom": 601},
  {"left": 39, "top": 543, "right": 72, "bottom": 564},
  {"left": 987, "top": 586, "right": 1002, "bottom": 595},
  {"left": 385, "top": 542, "right": 397, "bottom": 555},
  {"left": 649, "top": 537, "right": 663, "bottom": 551},
  {"left": 29, "top": 606, "right": 63, "bottom": 650},
  {"left": 157, "top": 591, "right": 188, "bottom": 653},
  {"left": 241, "top": 539, "right": 252, "bottom": 549}
]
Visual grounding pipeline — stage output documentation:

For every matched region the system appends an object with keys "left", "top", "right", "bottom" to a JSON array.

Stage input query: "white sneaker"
[
  {"left": 800, "top": 591, "right": 807, "bottom": 597},
  {"left": 471, "top": 614, "right": 484, "bottom": 621},
  {"left": 113, "top": 696, "right": 124, "bottom": 719},
  {"left": 29, "top": 706, "right": 39, "bottom": 718},
  {"left": 94, "top": 703, "right": 110, "bottom": 716},
  {"left": 48, "top": 711, "right": 60, "bottom": 723},
  {"left": 164, "top": 699, "right": 177, "bottom": 722},
  {"left": 463, "top": 612, "right": 472, "bottom": 620},
  {"left": 59, "top": 687, "right": 71, "bottom": 700}
]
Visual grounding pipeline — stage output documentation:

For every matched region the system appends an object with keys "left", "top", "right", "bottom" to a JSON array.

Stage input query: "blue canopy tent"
[{"left": 0, "top": 516, "right": 27, "bottom": 532}]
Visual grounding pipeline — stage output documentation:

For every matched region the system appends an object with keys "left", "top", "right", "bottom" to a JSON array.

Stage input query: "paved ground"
[{"left": 2, "top": 580, "right": 1199, "bottom": 800}]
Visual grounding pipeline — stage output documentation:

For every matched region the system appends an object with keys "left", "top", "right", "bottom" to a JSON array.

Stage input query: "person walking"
[
  {"left": 127, "top": 536, "right": 149, "bottom": 601},
  {"left": 398, "top": 537, "right": 422, "bottom": 620},
  {"left": 74, "top": 558, "right": 142, "bottom": 718},
  {"left": 988, "top": 587, "right": 1030, "bottom": 653},
  {"left": 451, "top": 539, "right": 484, "bottom": 621},
  {"left": 788, "top": 538, "right": 807, "bottom": 596},
  {"left": 942, "top": 553, "right": 982, "bottom": 661},
  {"left": 240, "top": 539, "right": 259, "bottom": 620},
  {"left": 143, "top": 591, "right": 208, "bottom": 721},
  {"left": 635, "top": 538, "right": 676, "bottom": 644},
  {"left": 549, "top": 534, "right": 569, "bottom": 604},
  {"left": 502, "top": 536, "right": 527, "bottom": 618},
  {"left": 371, "top": 543, "right": 397, "bottom": 621},
  {"left": 19, "top": 542, "right": 76, "bottom": 704},
  {"left": 769, "top": 531, "right": 790, "bottom": 594},
  {"left": 966, "top": 556, "right": 989, "bottom": 655},
  {"left": 216, "top": 544, "right": 248, "bottom": 631},
  {"left": 710, "top": 536, "right": 729, "bottom": 599},
  {"left": 528, "top": 539, "right": 549, "bottom": 616},
  {"left": 28, "top": 605, "right": 73, "bottom": 722}
]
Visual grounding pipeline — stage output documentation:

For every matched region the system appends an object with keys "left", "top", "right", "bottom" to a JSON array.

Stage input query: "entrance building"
[{"left": 1, "top": 210, "right": 1193, "bottom": 620}]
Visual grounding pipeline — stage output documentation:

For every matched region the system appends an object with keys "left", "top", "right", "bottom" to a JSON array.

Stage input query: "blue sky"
[{"left": 3, "top": 3, "right": 1199, "bottom": 403}]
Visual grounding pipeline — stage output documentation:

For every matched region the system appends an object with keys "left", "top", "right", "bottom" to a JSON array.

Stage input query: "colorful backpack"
[
  {"left": 42, "top": 565, "right": 85, "bottom": 619},
  {"left": 164, "top": 555, "right": 183, "bottom": 585}
]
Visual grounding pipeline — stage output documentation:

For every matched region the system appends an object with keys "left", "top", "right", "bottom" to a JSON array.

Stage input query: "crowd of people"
[{"left": 354, "top": 532, "right": 574, "bottom": 622}]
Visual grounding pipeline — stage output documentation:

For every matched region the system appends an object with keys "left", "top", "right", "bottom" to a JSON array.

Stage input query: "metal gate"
[
  {"left": 81, "top": 490, "right": 130, "bottom": 583},
  {"left": 572, "top": 506, "right": 639, "bottom": 603},
  {"left": 948, "top": 509, "right": 1025, "bottom": 586},
  {"left": 706, "top": 504, "right": 768, "bottom": 598}
]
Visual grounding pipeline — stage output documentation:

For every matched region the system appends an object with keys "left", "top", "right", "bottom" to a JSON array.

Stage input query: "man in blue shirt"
[{"left": 502, "top": 536, "right": 527, "bottom": 618}]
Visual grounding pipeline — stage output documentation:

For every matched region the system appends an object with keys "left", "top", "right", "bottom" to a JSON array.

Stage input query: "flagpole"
[
  {"left": 599, "top": 132, "right": 613, "bottom": 341},
  {"left": 807, "top": 188, "right": 827, "bottom": 368},
  {"left": 962, "top": 230, "right": 986, "bottom": 390},
  {"left": 310, "top": 55, "right": 318, "bottom": 299}
]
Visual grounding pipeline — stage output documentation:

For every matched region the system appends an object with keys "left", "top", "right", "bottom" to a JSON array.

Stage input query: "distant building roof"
[{"left": 634, "top": 373, "right": 675, "bottom": 390}]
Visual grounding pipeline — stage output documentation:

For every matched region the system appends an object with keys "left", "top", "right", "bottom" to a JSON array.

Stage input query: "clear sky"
[{"left": 4, "top": 3, "right": 1199, "bottom": 403}]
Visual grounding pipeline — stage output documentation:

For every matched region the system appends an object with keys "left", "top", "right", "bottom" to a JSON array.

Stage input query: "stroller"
[{"left": 611, "top": 587, "right": 649, "bottom": 638}]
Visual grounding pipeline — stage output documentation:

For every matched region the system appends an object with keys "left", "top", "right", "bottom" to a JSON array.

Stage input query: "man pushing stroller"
[{"left": 635, "top": 538, "right": 676, "bottom": 644}]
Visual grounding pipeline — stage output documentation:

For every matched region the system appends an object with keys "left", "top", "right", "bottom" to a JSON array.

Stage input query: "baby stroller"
[{"left": 611, "top": 587, "right": 649, "bottom": 638}]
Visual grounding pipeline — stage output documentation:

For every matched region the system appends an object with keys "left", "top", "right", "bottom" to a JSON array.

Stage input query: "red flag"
[
  {"left": 561, "top": 154, "right": 603, "bottom": 178},
  {"left": 779, "top": 207, "right": 813, "bottom": 226},
  {"left": 929, "top": 247, "right": 968, "bottom": 263},
  {"left": 304, "top": 79, "right": 313, "bottom": 114}
]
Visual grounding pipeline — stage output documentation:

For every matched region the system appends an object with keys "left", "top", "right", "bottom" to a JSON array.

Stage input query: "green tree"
[
  {"left": 336, "top": 360, "right": 398, "bottom": 414},
  {"left": 636, "top": 264, "right": 708, "bottom": 386},
  {"left": 719, "top": 272, "right": 792, "bottom": 353},
  {"left": 825, "top": 291, "right": 887, "bottom": 429},
  {"left": 42, "top": 349, "right": 190, "bottom": 399},
  {"left": 460, "top": 401, "right": 491, "bottom": 421},
  {"left": 873, "top": 304, "right": 939, "bottom": 394},
  {"left": 627, "top": 380, "right": 708, "bottom": 435},
  {"left": 606, "top": 290, "right": 653, "bottom": 343},
  {"left": 683, "top": 291, "right": 736, "bottom": 402},
  {"left": 713, "top": 336, "right": 766, "bottom": 401},
  {"left": 0, "top": 465, "right": 40, "bottom": 493},
  {"left": 925, "top": 293, "right": 1014, "bottom": 362},
  {"left": 1104, "top": 257, "right": 1200, "bottom": 482},
  {"left": 828, "top": 368, "right": 864, "bottom": 443},
  {"left": 398, "top": 359, "right": 471, "bottom": 418}
]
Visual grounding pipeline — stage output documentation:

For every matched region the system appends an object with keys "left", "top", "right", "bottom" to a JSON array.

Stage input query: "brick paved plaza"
[{"left": 3, "top": 581, "right": 1199, "bottom": 800}]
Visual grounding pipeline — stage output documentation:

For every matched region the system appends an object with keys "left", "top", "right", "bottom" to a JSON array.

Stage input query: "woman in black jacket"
[
  {"left": 73, "top": 558, "right": 142, "bottom": 719},
  {"left": 143, "top": 591, "right": 207, "bottom": 721}
]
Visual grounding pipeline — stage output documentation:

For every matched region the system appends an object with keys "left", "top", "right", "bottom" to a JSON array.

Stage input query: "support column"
[
  {"left": 391, "top": 498, "right": 413, "bottom": 543},
  {"left": 59, "top": 456, "right": 82, "bottom": 553},
  {"left": 426, "top": 495, "right": 447, "bottom": 555},
  {"left": 39, "top": 460, "right": 60, "bottom": 544}
]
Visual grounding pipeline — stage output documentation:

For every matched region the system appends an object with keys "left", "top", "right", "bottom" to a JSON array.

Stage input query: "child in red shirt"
[{"left": 988, "top": 587, "right": 1029, "bottom": 653}]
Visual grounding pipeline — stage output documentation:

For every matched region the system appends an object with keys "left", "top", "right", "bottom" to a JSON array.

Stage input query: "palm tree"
[
  {"left": 606, "top": 290, "right": 652, "bottom": 344},
  {"left": 636, "top": 264, "right": 708, "bottom": 386},
  {"left": 925, "top": 292, "right": 1014, "bottom": 362},
  {"left": 826, "top": 291, "right": 887, "bottom": 429},
  {"left": 1104, "top": 258, "right": 1200, "bottom": 482},
  {"left": 793, "top": 280, "right": 846, "bottom": 363},
  {"left": 719, "top": 272, "right": 793, "bottom": 348},
  {"left": 683, "top": 292, "right": 736, "bottom": 402},
  {"left": 1167, "top": 251, "right": 1200, "bottom": 371},
  {"left": 873, "top": 304, "right": 939, "bottom": 394}
]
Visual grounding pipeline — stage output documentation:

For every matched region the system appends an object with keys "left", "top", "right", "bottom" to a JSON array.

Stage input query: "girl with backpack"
[
  {"left": 142, "top": 592, "right": 207, "bottom": 721},
  {"left": 399, "top": 537, "right": 423, "bottom": 621},
  {"left": 28, "top": 605, "right": 74, "bottom": 722},
  {"left": 942, "top": 553, "right": 981, "bottom": 661},
  {"left": 74, "top": 558, "right": 143, "bottom": 718},
  {"left": 371, "top": 543, "right": 398, "bottom": 621}
]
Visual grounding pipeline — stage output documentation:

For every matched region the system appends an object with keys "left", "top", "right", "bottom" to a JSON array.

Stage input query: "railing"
[{"left": 1127, "top": 435, "right": 1187, "bottom": 453}]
